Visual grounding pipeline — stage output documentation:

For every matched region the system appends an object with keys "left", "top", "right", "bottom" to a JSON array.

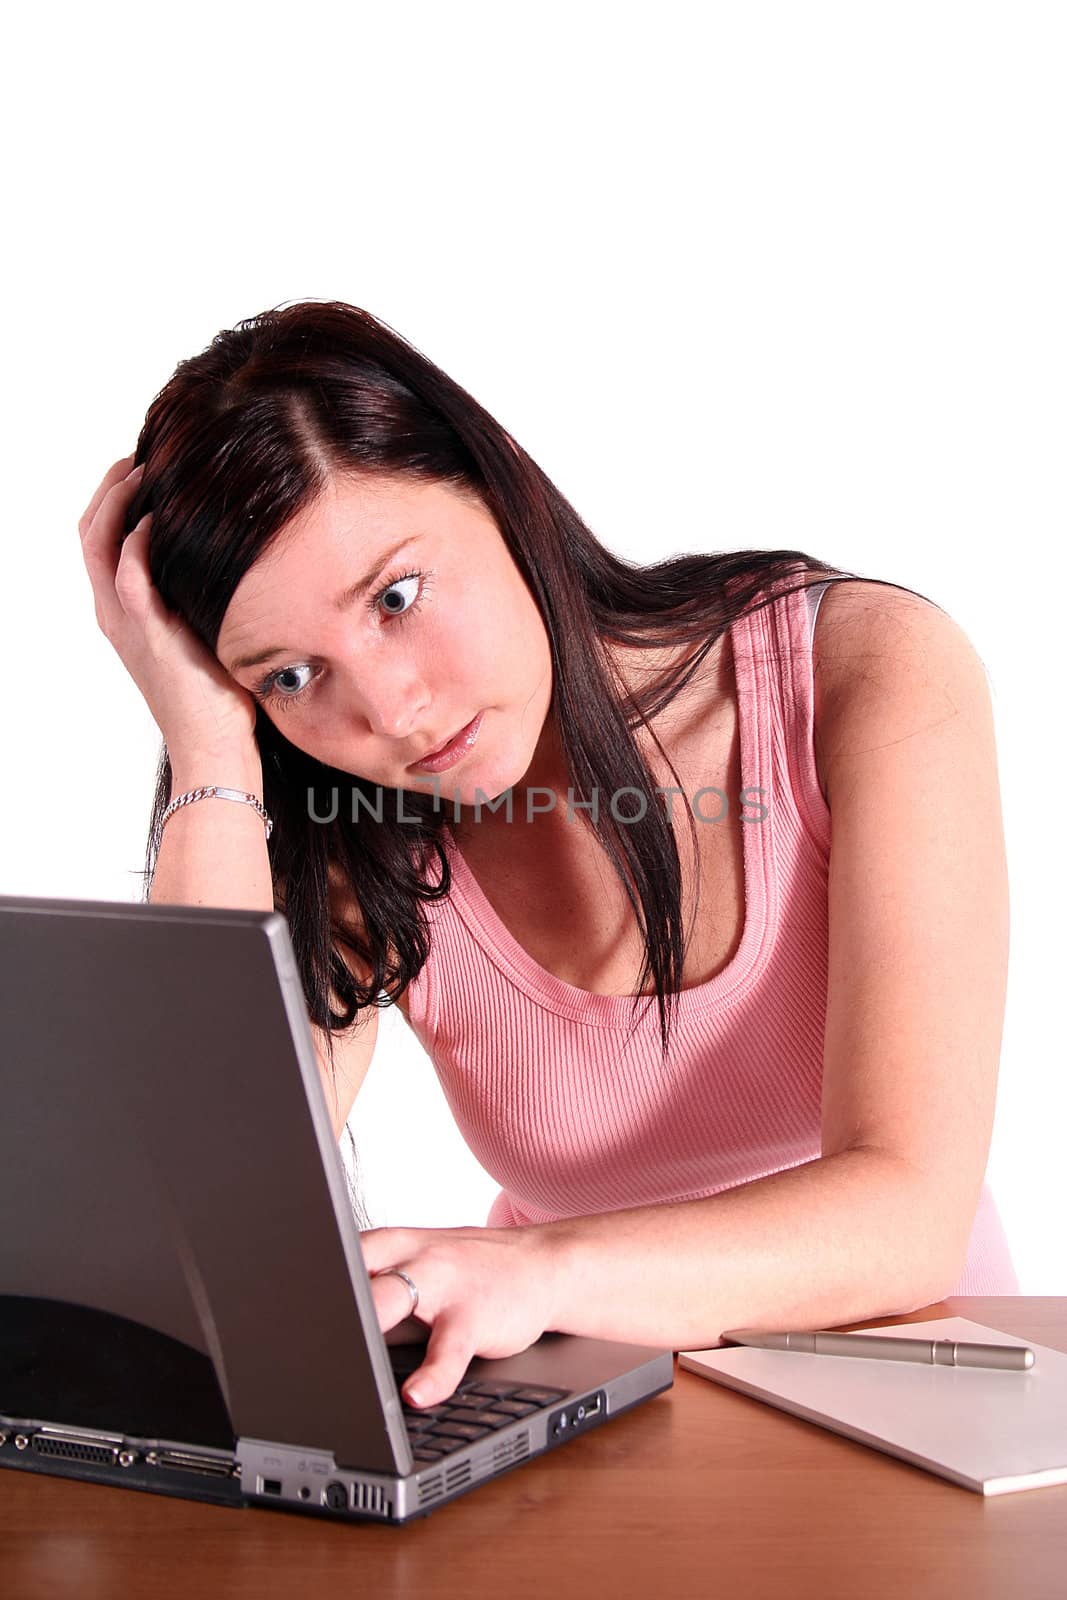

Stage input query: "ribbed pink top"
[{"left": 403, "top": 577, "right": 1017, "bottom": 1296}]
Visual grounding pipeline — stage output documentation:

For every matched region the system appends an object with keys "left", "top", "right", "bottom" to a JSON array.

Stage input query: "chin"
[
  {"left": 442, "top": 774, "right": 512, "bottom": 812},
  {"left": 426, "top": 754, "right": 519, "bottom": 814}
]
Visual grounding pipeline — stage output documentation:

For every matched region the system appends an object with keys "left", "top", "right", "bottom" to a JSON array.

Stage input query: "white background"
[{"left": 1, "top": 3, "right": 1063, "bottom": 1291}]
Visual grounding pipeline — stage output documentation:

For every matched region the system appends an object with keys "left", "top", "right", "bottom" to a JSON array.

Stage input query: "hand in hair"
[{"left": 79, "top": 453, "right": 259, "bottom": 761}]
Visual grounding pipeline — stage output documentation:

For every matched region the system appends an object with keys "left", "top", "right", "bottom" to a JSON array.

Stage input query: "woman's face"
[{"left": 216, "top": 472, "right": 555, "bottom": 808}]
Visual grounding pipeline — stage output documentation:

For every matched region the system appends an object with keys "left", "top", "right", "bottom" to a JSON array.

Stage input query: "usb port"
[
  {"left": 576, "top": 1393, "right": 603, "bottom": 1419},
  {"left": 260, "top": 1477, "right": 283, "bottom": 1496}
]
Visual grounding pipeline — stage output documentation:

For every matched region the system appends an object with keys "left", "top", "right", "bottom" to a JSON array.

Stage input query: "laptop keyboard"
[{"left": 398, "top": 1377, "right": 570, "bottom": 1466}]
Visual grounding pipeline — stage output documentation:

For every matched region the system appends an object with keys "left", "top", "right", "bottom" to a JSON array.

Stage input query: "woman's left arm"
[{"left": 363, "top": 584, "right": 1010, "bottom": 1405}]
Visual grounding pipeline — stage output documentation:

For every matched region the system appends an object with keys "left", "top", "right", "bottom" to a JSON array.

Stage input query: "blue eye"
[
  {"left": 255, "top": 662, "right": 316, "bottom": 709},
  {"left": 373, "top": 571, "right": 422, "bottom": 618},
  {"left": 272, "top": 665, "right": 313, "bottom": 696}
]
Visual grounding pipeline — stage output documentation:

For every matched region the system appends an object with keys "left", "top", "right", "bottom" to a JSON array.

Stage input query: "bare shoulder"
[{"left": 811, "top": 579, "right": 994, "bottom": 806}]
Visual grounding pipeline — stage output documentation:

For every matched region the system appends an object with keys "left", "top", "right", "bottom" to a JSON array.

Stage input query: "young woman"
[{"left": 78, "top": 301, "right": 1016, "bottom": 1412}]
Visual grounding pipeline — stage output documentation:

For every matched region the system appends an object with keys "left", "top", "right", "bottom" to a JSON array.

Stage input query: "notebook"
[
  {"left": 0, "top": 894, "right": 672, "bottom": 1524},
  {"left": 679, "top": 1316, "right": 1067, "bottom": 1496}
]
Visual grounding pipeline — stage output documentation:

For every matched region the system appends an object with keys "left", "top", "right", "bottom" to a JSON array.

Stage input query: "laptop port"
[
  {"left": 32, "top": 1429, "right": 121, "bottom": 1466},
  {"left": 548, "top": 1390, "right": 606, "bottom": 1439},
  {"left": 143, "top": 1448, "right": 236, "bottom": 1479},
  {"left": 260, "top": 1477, "right": 283, "bottom": 1496}
]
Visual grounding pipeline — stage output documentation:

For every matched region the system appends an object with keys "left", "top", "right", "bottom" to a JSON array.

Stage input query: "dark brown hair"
[{"left": 127, "top": 301, "right": 932, "bottom": 1154}]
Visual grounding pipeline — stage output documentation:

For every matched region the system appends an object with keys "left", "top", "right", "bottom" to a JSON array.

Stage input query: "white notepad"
[{"left": 678, "top": 1317, "right": 1067, "bottom": 1496}]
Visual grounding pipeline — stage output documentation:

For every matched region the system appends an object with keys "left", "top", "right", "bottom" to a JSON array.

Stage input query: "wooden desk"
[{"left": 3, "top": 1298, "right": 1065, "bottom": 1599}]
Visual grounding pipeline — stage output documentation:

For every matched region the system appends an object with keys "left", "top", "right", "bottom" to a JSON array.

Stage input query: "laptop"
[{"left": 0, "top": 894, "right": 673, "bottom": 1524}]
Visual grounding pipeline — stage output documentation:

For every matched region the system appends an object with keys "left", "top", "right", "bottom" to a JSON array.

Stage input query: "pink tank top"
[{"left": 403, "top": 578, "right": 1017, "bottom": 1296}]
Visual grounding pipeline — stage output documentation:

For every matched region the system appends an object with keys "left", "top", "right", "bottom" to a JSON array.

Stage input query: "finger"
[
  {"left": 78, "top": 453, "right": 139, "bottom": 539},
  {"left": 80, "top": 459, "right": 144, "bottom": 551},
  {"left": 369, "top": 1267, "right": 426, "bottom": 1335},
  {"left": 79, "top": 465, "right": 146, "bottom": 618},
  {"left": 359, "top": 1228, "right": 420, "bottom": 1277},
  {"left": 85, "top": 511, "right": 150, "bottom": 638},
  {"left": 401, "top": 1316, "right": 474, "bottom": 1409},
  {"left": 113, "top": 515, "right": 164, "bottom": 625}
]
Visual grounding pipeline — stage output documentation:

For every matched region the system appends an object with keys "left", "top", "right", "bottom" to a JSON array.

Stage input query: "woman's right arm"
[
  {"left": 79, "top": 454, "right": 378, "bottom": 1136},
  {"left": 150, "top": 738, "right": 379, "bottom": 1138},
  {"left": 150, "top": 739, "right": 274, "bottom": 909}
]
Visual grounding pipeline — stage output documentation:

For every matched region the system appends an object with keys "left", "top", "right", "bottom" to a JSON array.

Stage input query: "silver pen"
[{"left": 721, "top": 1328, "right": 1035, "bottom": 1371}]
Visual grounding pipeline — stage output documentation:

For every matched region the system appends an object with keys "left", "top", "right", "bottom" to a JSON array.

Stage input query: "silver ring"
[{"left": 375, "top": 1267, "right": 419, "bottom": 1316}]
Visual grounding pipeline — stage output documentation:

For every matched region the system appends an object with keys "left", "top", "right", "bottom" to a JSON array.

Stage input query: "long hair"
[{"left": 127, "top": 301, "right": 933, "bottom": 1218}]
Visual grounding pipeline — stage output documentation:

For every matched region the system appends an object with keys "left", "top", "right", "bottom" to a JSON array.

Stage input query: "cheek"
[
  {"left": 427, "top": 602, "right": 500, "bottom": 689},
  {"left": 267, "top": 691, "right": 346, "bottom": 751},
  {"left": 267, "top": 712, "right": 322, "bottom": 759},
  {"left": 450, "top": 575, "right": 548, "bottom": 688},
  {"left": 510, "top": 588, "right": 552, "bottom": 686}
]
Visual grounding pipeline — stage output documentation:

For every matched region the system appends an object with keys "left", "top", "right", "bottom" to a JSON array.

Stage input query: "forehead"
[{"left": 256, "top": 472, "right": 434, "bottom": 572}]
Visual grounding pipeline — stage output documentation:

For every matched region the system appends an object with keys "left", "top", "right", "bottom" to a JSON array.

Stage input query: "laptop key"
[
  {"left": 510, "top": 1386, "right": 569, "bottom": 1404},
  {"left": 462, "top": 1380, "right": 524, "bottom": 1399},
  {"left": 446, "top": 1406, "right": 512, "bottom": 1429},
  {"left": 484, "top": 1398, "right": 539, "bottom": 1417},
  {"left": 430, "top": 1420, "right": 493, "bottom": 1442},
  {"left": 402, "top": 1404, "right": 450, "bottom": 1422},
  {"left": 447, "top": 1391, "right": 500, "bottom": 1411}
]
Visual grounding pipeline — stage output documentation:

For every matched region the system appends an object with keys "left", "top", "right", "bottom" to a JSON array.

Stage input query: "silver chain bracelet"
[{"left": 159, "top": 785, "right": 273, "bottom": 840}]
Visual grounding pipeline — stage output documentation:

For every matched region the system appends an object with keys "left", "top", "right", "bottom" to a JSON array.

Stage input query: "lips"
[
  {"left": 418, "top": 722, "right": 469, "bottom": 762},
  {"left": 408, "top": 711, "right": 484, "bottom": 773}
]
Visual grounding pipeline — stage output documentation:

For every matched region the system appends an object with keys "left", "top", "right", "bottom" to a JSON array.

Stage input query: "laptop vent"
[
  {"left": 417, "top": 1470, "right": 445, "bottom": 1508},
  {"left": 351, "top": 1480, "right": 392, "bottom": 1517},
  {"left": 491, "top": 1430, "right": 530, "bottom": 1472},
  {"left": 415, "top": 1432, "right": 531, "bottom": 1510},
  {"left": 416, "top": 1457, "right": 472, "bottom": 1510}
]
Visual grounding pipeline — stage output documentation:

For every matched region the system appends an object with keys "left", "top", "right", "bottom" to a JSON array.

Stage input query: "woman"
[{"left": 78, "top": 300, "right": 1017, "bottom": 1412}]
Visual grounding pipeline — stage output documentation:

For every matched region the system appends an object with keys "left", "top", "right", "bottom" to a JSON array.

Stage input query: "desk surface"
[{"left": 3, "top": 1298, "right": 1065, "bottom": 1600}]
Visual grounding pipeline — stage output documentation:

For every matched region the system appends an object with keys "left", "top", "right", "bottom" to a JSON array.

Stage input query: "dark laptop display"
[{"left": 0, "top": 895, "right": 672, "bottom": 1523}]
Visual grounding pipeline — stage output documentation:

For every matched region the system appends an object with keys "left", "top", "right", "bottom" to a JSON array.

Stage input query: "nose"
[{"left": 356, "top": 663, "right": 433, "bottom": 743}]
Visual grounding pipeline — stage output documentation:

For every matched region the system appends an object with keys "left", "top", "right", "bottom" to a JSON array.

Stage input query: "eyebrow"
[{"left": 229, "top": 537, "right": 418, "bottom": 673}]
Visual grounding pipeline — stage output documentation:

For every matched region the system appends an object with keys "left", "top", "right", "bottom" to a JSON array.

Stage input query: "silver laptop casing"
[{"left": 0, "top": 895, "right": 672, "bottom": 1522}]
